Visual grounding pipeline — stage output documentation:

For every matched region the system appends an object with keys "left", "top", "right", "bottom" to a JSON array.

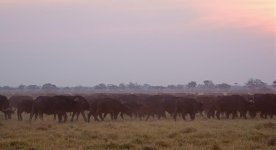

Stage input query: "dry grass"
[{"left": 0, "top": 115, "right": 275, "bottom": 150}]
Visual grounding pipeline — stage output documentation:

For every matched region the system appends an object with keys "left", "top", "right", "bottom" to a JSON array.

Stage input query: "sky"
[{"left": 0, "top": 0, "right": 275, "bottom": 87}]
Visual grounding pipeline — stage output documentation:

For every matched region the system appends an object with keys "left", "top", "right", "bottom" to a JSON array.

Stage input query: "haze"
[{"left": 0, "top": 0, "right": 275, "bottom": 87}]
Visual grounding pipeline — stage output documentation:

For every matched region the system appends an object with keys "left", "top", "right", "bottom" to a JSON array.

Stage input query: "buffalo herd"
[{"left": 0, "top": 93, "right": 275, "bottom": 123}]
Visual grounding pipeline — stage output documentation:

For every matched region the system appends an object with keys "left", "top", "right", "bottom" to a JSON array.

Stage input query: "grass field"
[{"left": 0, "top": 115, "right": 276, "bottom": 150}]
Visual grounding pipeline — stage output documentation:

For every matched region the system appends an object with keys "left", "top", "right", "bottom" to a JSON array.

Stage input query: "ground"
[{"left": 0, "top": 115, "right": 275, "bottom": 150}]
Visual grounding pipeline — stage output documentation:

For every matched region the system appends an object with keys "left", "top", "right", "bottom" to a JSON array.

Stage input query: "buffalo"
[
  {"left": 215, "top": 95, "right": 251, "bottom": 120},
  {"left": 88, "top": 98, "right": 132, "bottom": 121},
  {"left": 9, "top": 95, "right": 33, "bottom": 110},
  {"left": 8, "top": 96, "right": 33, "bottom": 121},
  {"left": 0, "top": 95, "right": 13, "bottom": 120},
  {"left": 174, "top": 97, "right": 202, "bottom": 121},
  {"left": 31, "top": 95, "right": 89, "bottom": 123},
  {"left": 250, "top": 94, "right": 276, "bottom": 119},
  {"left": 17, "top": 99, "right": 34, "bottom": 121}
]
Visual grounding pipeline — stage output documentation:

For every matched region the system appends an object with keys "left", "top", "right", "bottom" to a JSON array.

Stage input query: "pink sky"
[
  {"left": 0, "top": 0, "right": 275, "bottom": 86},
  {"left": 1, "top": 0, "right": 275, "bottom": 34}
]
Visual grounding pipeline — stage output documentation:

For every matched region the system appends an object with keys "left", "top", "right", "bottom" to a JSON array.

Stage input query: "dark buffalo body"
[
  {"left": 250, "top": 94, "right": 276, "bottom": 118},
  {"left": 8, "top": 96, "right": 33, "bottom": 121},
  {"left": 174, "top": 97, "right": 202, "bottom": 121},
  {"left": 215, "top": 95, "right": 251, "bottom": 119},
  {"left": 1, "top": 93, "right": 275, "bottom": 122},
  {"left": 137, "top": 95, "right": 167, "bottom": 120},
  {"left": 9, "top": 96, "right": 33, "bottom": 109},
  {"left": 17, "top": 99, "right": 34, "bottom": 121},
  {"left": 31, "top": 95, "right": 89, "bottom": 122},
  {"left": 0, "top": 95, "right": 12, "bottom": 120},
  {"left": 197, "top": 95, "right": 217, "bottom": 119},
  {"left": 88, "top": 98, "right": 131, "bottom": 121}
]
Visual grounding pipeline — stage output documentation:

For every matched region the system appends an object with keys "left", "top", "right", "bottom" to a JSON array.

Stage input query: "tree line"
[{"left": 0, "top": 79, "right": 275, "bottom": 92}]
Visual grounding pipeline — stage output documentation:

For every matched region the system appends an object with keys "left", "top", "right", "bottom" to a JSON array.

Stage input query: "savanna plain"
[{"left": 0, "top": 115, "right": 275, "bottom": 150}]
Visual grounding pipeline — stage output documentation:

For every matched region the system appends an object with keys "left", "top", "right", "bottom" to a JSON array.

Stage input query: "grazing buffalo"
[
  {"left": 161, "top": 95, "right": 178, "bottom": 118},
  {"left": 86, "top": 94, "right": 111, "bottom": 122},
  {"left": 0, "top": 95, "right": 13, "bottom": 120},
  {"left": 118, "top": 94, "right": 144, "bottom": 119},
  {"left": 17, "top": 99, "right": 34, "bottom": 121},
  {"left": 215, "top": 95, "right": 250, "bottom": 120},
  {"left": 137, "top": 95, "right": 167, "bottom": 120},
  {"left": 174, "top": 97, "right": 202, "bottom": 121},
  {"left": 86, "top": 96, "right": 100, "bottom": 122},
  {"left": 88, "top": 98, "right": 131, "bottom": 121},
  {"left": 9, "top": 95, "right": 33, "bottom": 110},
  {"left": 250, "top": 94, "right": 276, "bottom": 119},
  {"left": 31, "top": 95, "right": 89, "bottom": 123},
  {"left": 30, "top": 96, "right": 57, "bottom": 121},
  {"left": 8, "top": 96, "right": 33, "bottom": 121},
  {"left": 196, "top": 95, "right": 217, "bottom": 119},
  {"left": 6, "top": 93, "right": 276, "bottom": 123},
  {"left": 54, "top": 96, "right": 89, "bottom": 122}
]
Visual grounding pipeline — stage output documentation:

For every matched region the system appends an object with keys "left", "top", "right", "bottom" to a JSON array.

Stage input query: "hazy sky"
[{"left": 0, "top": 0, "right": 275, "bottom": 86}]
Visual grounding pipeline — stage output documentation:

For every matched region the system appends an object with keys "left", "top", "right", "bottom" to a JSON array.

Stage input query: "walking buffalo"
[
  {"left": 137, "top": 95, "right": 167, "bottom": 120},
  {"left": 0, "top": 95, "right": 13, "bottom": 120},
  {"left": 249, "top": 94, "right": 276, "bottom": 119},
  {"left": 174, "top": 97, "right": 202, "bottom": 121},
  {"left": 17, "top": 99, "right": 34, "bottom": 121},
  {"left": 9, "top": 95, "right": 33, "bottom": 110},
  {"left": 1, "top": 93, "right": 274, "bottom": 122},
  {"left": 88, "top": 98, "right": 132, "bottom": 121},
  {"left": 196, "top": 95, "right": 217, "bottom": 119},
  {"left": 215, "top": 95, "right": 251, "bottom": 120},
  {"left": 31, "top": 95, "right": 89, "bottom": 123}
]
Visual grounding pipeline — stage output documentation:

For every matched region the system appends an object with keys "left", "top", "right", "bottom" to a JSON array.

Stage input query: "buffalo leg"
[
  {"left": 63, "top": 113, "right": 68, "bottom": 122},
  {"left": 58, "top": 114, "right": 62, "bottom": 123},
  {"left": 87, "top": 112, "right": 92, "bottom": 122},
  {"left": 71, "top": 112, "right": 76, "bottom": 122},
  {"left": 39, "top": 113, "right": 43, "bottom": 121},
  {"left": 98, "top": 113, "right": 104, "bottom": 121},
  {"left": 181, "top": 113, "right": 186, "bottom": 120},
  {"left": 53, "top": 114, "right": 56, "bottom": 120},
  {"left": 80, "top": 111, "right": 88, "bottom": 122},
  {"left": 17, "top": 110, "right": 21, "bottom": 121},
  {"left": 145, "top": 114, "right": 150, "bottom": 121},
  {"left": 190, "top": 113, "right": 195, "bottom": 120},
  {"left": 114, "top": 112, "right": 120, "bottom": 120},
  {"left": 120, "top": 113, "right": 124, "bottom": 120},
  {"left": 76, "top": 112, "right": 80, "bottom": 121},
  {"left": 216, "top": 111, "right": 220, "bottom": 120}
]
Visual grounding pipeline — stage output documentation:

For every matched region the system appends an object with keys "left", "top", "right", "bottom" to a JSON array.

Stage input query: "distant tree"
[
  {"left": 273, "top": 80, "right": 276, "bottom": 88},
  {"left": 167, "top": 85, "right": 177, "bottom": 89},
  {"left": 2, "top": 86, "right": 12, "bottom": 90},
  {"left": 18, "top": 85, "right": 26, "bottom": 90},
  {"left": 142, "top": 84, "right": 151, "bottom": 89},
  {"left": 107, "top": 84, "right": 118, "bottom": 90},
  {"left": 203, "top": 80, "right": 215, "bottom": 88},
  {"left": 176, "top": 84, "right": 185, "bottom": 89},
  {"left": 63, "top": 87, "right": 71, "bottom": 90},
  {"left": 42, "top": 83, "right": 57, "bottom": 90},
  {"left": 73, "top": 86, "right": 86, "bottom": 91},
  {"left": 127, "top": 82, "right": 140, "bottom": 89},
  {"left": 27, "top": 85, "right": 40, "bottom": 90},
  {"left": 95, "top": 83, "right": 107, "bottom": 90},
  {"left": 245, "top": 79, "right": 267, "bottom": 90},
  {"left": 216, "top": 83, "right": 231, "bottom": 90},
  {"left": 119, "top": 83, "right": 126, "bottom": 89},
  {"left": 187, "top": 81, "right": 197, "bottom": 88},
  {"left": 149, "top": 86, "right": 165, "bottom": 90}
]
